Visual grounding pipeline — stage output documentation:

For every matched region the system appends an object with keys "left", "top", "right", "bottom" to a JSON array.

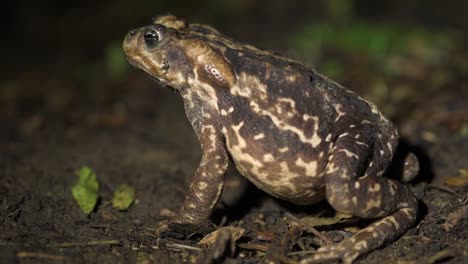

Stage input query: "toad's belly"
[
  {"left": 222, "top": 115, "right": 330, "bottom": 204},
  {"left": 226, "top": 143, "right": 326, "bottom": 205}
]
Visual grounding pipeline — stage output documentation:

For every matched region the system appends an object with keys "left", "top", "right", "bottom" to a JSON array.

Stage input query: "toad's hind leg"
[{"left": 302, "top": 130, "right": 418, "bottom": 264}]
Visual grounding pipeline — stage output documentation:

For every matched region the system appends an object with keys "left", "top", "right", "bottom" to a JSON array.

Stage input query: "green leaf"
[
  {"left": 71, "top": 166, "right": 100, "bottom": 215},
  {"left": 112, "top": 184, "right": 135, "bottom": 211}
]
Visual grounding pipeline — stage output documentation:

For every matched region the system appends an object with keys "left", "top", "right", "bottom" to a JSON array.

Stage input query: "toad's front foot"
[{"left": 156, "top": 218, "right": 216, "bottom": 237}]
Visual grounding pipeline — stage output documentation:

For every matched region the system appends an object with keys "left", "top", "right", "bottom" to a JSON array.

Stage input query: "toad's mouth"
[
  {"left": 125, "top": 54, "right": 165, "bottom": 81},
  {"left": 128, "top": 56, "right": 179, "bottom": 94},
  {"left": 134, "top": 65, "right": 180, "bottom": 94},
  {"left": 148, "top": 74, "right": 179, "bottom": 94}
]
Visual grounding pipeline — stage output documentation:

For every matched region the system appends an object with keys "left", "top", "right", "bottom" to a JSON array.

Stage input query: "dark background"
[
  {"left": 3, "top": 0, "right": 467, "bottom": 72},
  {"left": 1, "top": 1, "right": 467, "bottom": 263}
]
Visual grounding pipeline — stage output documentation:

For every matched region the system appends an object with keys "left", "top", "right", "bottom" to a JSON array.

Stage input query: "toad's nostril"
[{"left": 126, "top": 30, "right": 137, "bottom": 40}]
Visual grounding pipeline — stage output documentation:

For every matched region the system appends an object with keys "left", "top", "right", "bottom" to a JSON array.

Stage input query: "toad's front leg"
[{"left": 168, "top": 124, "right": 229, "bottom": 234}]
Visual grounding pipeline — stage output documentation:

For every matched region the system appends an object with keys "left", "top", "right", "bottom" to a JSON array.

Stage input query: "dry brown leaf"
[
  {"left": 99, "top": 210, "right": 117, "bottom": 221},
  {"left": 255, "top": 230, "right": 276, "bottom": 242},
  {"left": 442, "top": 201, "right": 468, "bottom": 232},
  {"left": 343, "top": 226, "right": 362, "bottom": 233},
  {"left": 159, "top": 208, "right": 177, "bottom": 217},
  {"left": 238, "top": 243, "right": 269, "bottom": 252},
  {"left": 444, "top": 169, "right": 468, "bottom": 187},
  {"left": 300, "top": 215, "right": 344, "bottom": 227},
  {"left": 335, "top": 212, "right": 353, "bottom": 219},
  {"left": 198, "top": 226, "right": 245, "bottom": 247}
]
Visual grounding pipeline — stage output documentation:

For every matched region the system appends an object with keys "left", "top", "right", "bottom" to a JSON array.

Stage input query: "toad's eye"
[{"left": 144, "top": 29, "right": 159, "bottom": 47}]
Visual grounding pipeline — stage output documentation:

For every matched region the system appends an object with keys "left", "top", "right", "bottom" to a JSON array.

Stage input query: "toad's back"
[{"left": 213, "top": 49, "right": 394, "bottom": 203}]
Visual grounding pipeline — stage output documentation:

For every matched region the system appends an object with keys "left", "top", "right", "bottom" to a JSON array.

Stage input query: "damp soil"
[{"left": 1, "top": 2, "right": 468, "bottom": 264}]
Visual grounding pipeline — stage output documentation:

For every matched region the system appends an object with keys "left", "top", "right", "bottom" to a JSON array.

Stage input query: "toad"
[{"left": 123, "top": 15, "right": 419, "bottom": 263}]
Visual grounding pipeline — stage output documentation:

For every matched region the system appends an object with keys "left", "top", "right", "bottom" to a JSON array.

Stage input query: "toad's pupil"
[{"left": 144, "top": 30, "right": 158, "bottom": 46}]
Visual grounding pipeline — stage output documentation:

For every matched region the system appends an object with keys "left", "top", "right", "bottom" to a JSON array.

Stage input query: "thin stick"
[
  {"left": 238, "top": 243, "right": 269, "bottom": 252},
  {"left": 218, "top": 216, "right": 228, "bottom": 228},
  {"left": 165, "top": 242, "right": 202, "bottom": 252},
  {"left": 145, "top": 232, "right": 159, "bottom": 239},
  {"left": 427, "top": 184, "right": 461, "bottom": 197},
  {"left": 17, "top": 251, "right": 65, "bottom": 261},
  {"left": 288, "top": 250, "right": 317, "bottom": 256},
  {"left": 284, "top": 212, "right": 333, "bottom": 245},
  {"left": 49, "top": 240, "right": 121, "bottom": 248}
]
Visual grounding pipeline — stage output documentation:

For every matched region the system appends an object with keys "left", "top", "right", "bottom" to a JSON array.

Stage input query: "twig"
[
  {"left": 165, "top": 242, "right": 202, "bottom": 252},
  {"left": 17, "top": 251, "right": 65, "bottom": 261},
  {"left": 427, "top": 250, "right": 456, "bottom": 263},
  {"left": 218, "top": 216, "right": 228, "bottom": 228},
  {"left": 288, "top": 250, "right": 317, "bottom": 256},
  {"left": 427, "top": 184, "right": 461, "bottom": 197},
  {"left": 284, "top": 212, "right": 332, "bottom": 245},
  {"left": 90, "top": 224, "right": 110, "bottom": 230},
  {"left": 238, "top": 243, "right": 269, "bottom": 252},
  {"left": 265, "top": 226, "right": 301, "bottom": 264},
  {"left": 145, "top": 232, "right": 159, "bottom": 239},
  {"left": 278, "top": 255, "right": 299, "bottom": 264},
  {"left": 49, "top": 240, "right": 121, "bottom": 248}
]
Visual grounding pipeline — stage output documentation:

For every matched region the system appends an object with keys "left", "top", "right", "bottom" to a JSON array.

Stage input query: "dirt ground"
[{"left": 1, "top": 1, "right": 468, "bottom": 263}]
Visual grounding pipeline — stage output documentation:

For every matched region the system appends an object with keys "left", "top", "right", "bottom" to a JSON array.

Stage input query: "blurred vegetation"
[
  {"left": 288, "top": 12, "right": 465, "bottom": 121},
  {"left": 325, "top": 0, "right": 354, "bottom": 24},
  {"left": 290, "top": 22, "right": 456, "bottom": 77},
  {"left": 106, "top": 41, "right": 129, "bottom": 78}
]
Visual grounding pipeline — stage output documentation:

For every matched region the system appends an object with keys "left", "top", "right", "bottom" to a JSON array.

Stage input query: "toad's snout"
[
  {"left": 127, "top": 29, "right": 137, "bottom": 38},
  {"left": 122, "top": 29, "right": 140, "bottom": 55}
]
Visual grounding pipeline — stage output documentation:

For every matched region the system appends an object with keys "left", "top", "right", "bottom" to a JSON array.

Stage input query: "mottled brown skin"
[{"left": 123, "top": 15, "right": 419, "bottom": 263}]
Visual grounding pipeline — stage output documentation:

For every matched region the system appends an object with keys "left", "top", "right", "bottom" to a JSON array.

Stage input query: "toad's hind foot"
[
  {"left": 168, "top": 219, "right": 216, "bottom": 235},
  {"left": 300, "top": 207, "right": 417, "bottom": 264},
  {"left": 156, "top": 218, "right": 216, "bottom": 237}
]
